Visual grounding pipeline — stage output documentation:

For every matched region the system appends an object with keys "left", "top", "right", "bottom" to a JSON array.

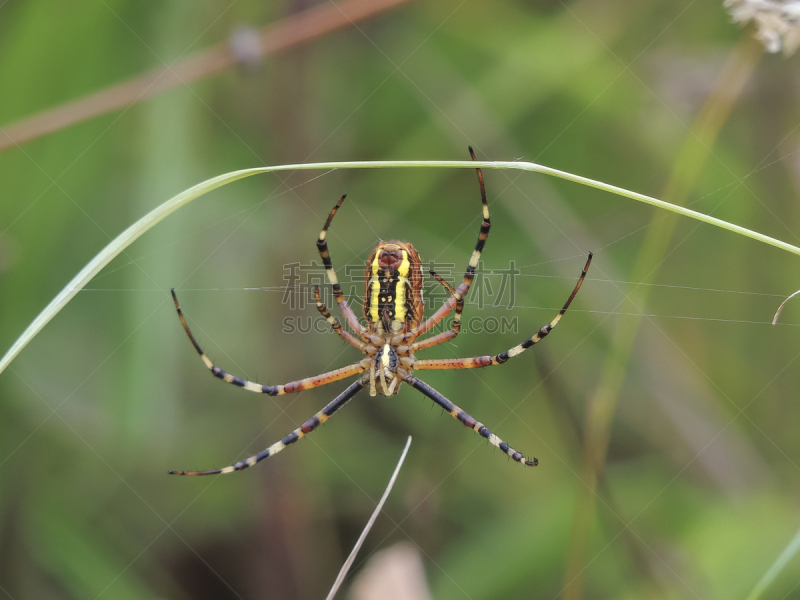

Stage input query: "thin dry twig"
[
  {"left": 772, "top": 289, "right": 800, "bottom": 324},
  {"left": 325, "top": 436, "right": 412, "bottom": 600},
  {"left": 0, "top": 0, "right": 414, "bottom": 153}
]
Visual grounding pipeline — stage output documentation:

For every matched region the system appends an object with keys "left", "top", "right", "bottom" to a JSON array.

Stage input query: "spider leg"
[
  {"left": 368, "top": 358, "right": 377, "bottom": 397},
  {"left": 430, "top": 270, "right": 463, "bottom": 330},
  {"left": 414, "top": 253, "right": 592, "bottom": 370},
  {"left": 317, "top": 195, "right": 371, "bottom": 342},
  {"left": 408, "top": 147, "right": 488, "bottom": 340},
  {"left": 169, "top": 380, "right": 365, "bottom": 475},
  {"left": 410, "top": 270, "right": 463, "bottom": 352},
  {"left": 314, "top": 286, "right": 369, "bottom": 353},
  {"left": 403, "top": 375, "right": 537, "bottom": 466},
  {"left": 172, "top": 289, "right": 367, "bottom": 394}
]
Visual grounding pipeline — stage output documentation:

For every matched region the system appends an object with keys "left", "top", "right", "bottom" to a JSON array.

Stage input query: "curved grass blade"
[
  {"left": 3, "top": 159, "right": 800, "bottom": 375},
  {"left": 0, "top": 166, "right": 266, "bottom": 375}
]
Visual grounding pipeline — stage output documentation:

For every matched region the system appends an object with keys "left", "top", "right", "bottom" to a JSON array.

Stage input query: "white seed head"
[{"left": 725, "top": 0, "right": 800, "bottom": 55}]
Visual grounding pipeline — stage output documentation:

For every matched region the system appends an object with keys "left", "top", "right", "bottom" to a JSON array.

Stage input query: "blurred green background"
[{"left": 2, "top": 1, "right": 800, "bottom": 598}]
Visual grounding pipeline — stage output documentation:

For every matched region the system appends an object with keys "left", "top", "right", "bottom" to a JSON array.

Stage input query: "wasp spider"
[{"left": 169, "top": 149, "right": 592, "bottom": 475}]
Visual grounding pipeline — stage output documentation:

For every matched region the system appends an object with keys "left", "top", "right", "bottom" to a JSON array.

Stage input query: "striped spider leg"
[
  {"left": 402, "top": 375, "right": 538, "bottom": 466},
  {"left": 317, "top": 194, "right": 375, "bottom": 345},
  {"left": 411, "top": 270, "right": 463, "bottom": 352},
  {"left": 399, "top": 255, "right": 591, "bottom": 468},
  {"left": 171, "top": 289, "right": 368, "bottom": 396},
  {"left": 169, "top": 380, "right": 365, "bottom": 475},
  {"left": 314, "top": 285, "right": 369, "bottom": 353},
  {"left": 403, "top": 146, "right": 489, "bottom": 344},
  {"left": 414, "top": 252, "right": 592, "bottom": 371},
  {"left": 169, "top": 290, "right": 371, "bottom": 476}
]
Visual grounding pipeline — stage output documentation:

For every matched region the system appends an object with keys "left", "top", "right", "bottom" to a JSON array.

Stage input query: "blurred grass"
[
  {"left": 564, "top": 33, "right": 763, "bottom": 600},
  {"left": 2, "top": 1, "right": 800, "bottom": 599}
]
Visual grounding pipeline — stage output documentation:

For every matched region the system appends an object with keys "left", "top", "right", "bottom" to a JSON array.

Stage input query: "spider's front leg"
[
  {"left": 314, "top": 286, "right": 370, "bottom": 353},
  {"left": 403, "top": 375, "right": 537, "bottom": 466},
  {"left": 172, "top": 289, "right": 368, "bottom": 394},
  {"left": 408, "top": 147, "right": 489, "bottom": 341},
  {"left": 317, "top": 195, "right": 371, "bottom": 343}
]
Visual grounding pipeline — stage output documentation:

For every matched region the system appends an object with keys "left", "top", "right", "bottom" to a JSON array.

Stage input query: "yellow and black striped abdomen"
[{"left": 363, "top": 242, "right": 423, "bottom": 334}]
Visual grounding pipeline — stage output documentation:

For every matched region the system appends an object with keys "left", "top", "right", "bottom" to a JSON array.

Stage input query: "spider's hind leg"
[
  {"left": 403, "top": 375, "right": 537, "bottom": 466},
  {"left": 169, "top": 380, "right": 365, "bottom": 475}
]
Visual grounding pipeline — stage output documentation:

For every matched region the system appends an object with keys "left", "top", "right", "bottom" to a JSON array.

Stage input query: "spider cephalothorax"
[{"left": 169, "top": 148, "right": 592, "bottom": 476}]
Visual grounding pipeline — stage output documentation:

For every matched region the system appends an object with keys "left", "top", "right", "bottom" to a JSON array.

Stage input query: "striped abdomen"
[{"left": 363, "top": 242, "right": 423, "bottom": 334}]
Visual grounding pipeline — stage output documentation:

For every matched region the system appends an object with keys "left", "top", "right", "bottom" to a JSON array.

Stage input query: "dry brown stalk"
[{"left": 0, "top": 0, "right": 414, "bottom": 153}]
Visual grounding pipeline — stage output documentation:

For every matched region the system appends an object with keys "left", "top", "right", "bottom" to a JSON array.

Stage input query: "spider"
[{"left": 169, "top": 148, "right": 592, "bottom": 476}]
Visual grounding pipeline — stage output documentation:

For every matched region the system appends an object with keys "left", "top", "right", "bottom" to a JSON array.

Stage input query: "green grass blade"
[
  {"left": 3, "top": 159, "right": 799, "bottom": 376},
  {"left": 0, "top": 166, "right": 265, "bottom": 375},
  {"left": 745, "top": 525, "right": 800, "bottom": 600}
]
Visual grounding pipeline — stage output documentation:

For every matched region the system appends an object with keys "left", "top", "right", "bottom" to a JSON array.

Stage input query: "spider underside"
[{"left": 169, "top": 149, "right": 592, "bottom": 476}]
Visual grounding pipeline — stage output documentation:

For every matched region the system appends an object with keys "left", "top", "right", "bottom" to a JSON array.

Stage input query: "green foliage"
[{"left": 2, "top": 1, "right": 800, "bottom": 599}]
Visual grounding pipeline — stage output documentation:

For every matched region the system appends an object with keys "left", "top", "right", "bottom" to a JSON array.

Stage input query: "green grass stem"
[{"left": 1, "top": 159, "right": 798, "bottom": 376}]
